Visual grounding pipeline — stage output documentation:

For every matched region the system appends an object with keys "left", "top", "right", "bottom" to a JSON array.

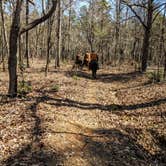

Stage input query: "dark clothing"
[
  {"left": 89, "top": 60, "right": 99, "bottom": 70},
  {"left": 89, "top": 60, "right": 99, "bottom": 79}
]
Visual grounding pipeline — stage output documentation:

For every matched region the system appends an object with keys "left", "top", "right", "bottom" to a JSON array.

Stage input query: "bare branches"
[
  {"left": 152, "top": 5, "right": 166, "bottom": 23},
  {"left": 130, "top": 3, "right": 148, "bottom": 9},
  {"left": 122, "top": 0, "right": 147, "bottom": 29},
  {"left": 62, "top": 0, "right": 76, "bottom": 13},
  {"left": 20, "top": 0, "right": 57, "bottom": 34},
  {"left": 122, "top": 0, "right": 166, "bottom": 29},
  {"left": 153, "top": 2, "right": 166, "bottom": 11},
  {"left": 28, "top": 0, "right": 35, "bottom": 6},
  {"left": 120, "top": 15, "right": 136, "bottom": 23},
  {"left": 42, "top": 0, "right": 46, "bottom": 15}
]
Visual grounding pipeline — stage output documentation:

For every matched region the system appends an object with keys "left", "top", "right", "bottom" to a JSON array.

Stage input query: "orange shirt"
[
  {"left": 90, "top": 53, "right": 98, "bottom": 61},
  {"left": 84, "top": 53, "right": 91, "bottom": 62}
]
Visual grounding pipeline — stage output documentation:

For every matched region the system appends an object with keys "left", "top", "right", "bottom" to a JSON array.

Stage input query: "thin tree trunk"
[
  {"left": 67, "top": 0, "right": 72, "bottom": 58},
  {"left": 41, "top": 24, "right": 46, "bottom": 58},
  {"left": 18, "top": 34, "right": 22, "bottom": 66},
  {"left": 25, "top": 0, "right": 30, "bottom": 67},
  {"left": 45, "top": 33, "right": 51, "bottom": 75},
  {"left": 0, "top": 27, "right": 2, "bottom": 63},
  {"left": 115, "top": 0, "right": 121, "bottom": 65},
  {"left": 0, "top": 0, "right": 9, "bottom": 71},
  {"left": 164, "top": 52, "right": 166, "bottom": 79},
  {"left": 35, "top": 26, "right": 39, "bottom": 57},
  {"left": 1, "top": 27, "right": 5, "bottom": 71},
  {"left": 56, "top": 0, "right": 61, "bottom": 67},
  {"left": 162, "top": 6, "right": 166, "bottom": 79},
  {"left": 100, "top": 6, "right": 104, "bottom": 65}
]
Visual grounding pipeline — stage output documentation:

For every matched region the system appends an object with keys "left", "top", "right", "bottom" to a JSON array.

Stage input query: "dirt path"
[{"left": 1, "top": 63, "right": 166, "bottom": 166}]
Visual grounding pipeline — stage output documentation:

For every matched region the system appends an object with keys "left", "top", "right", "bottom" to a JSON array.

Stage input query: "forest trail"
[{"left": 0, "top": 61, "right": 166, "bottom": 166}]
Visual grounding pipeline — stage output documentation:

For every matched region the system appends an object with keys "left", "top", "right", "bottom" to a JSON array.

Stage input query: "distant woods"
[{"left": 0, "top": 0, "right": 166, "bottom": 96}]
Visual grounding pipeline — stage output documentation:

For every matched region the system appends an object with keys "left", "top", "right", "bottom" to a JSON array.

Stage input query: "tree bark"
[
  {"left": 0, "top": 0, "right": 9, "bottom": 71},
  {"left": 164, "top": 52, "right": 166, "bottom": 79},
  {"left": 67, "top": 0, "right": 72, "bottom": 58},
  {"left": 45, "top": 0, "right": 54, "bottom": 76},
  {"left": 56, "top": 0, "right": 61, "bottom": 67},
  {"left": 141, "top": 28, "right": 151, "bottom": 72},
  {"left": 115, "top": 0, "right": 121, "bottom": 64},
  {"left": 8, "top": 0, "right": 23, "bottom": 96},
  {"left": 141, "top": 0, "right": 153, "bottom": 72},
  {"left": 25, "top": 0, "right": 30, "bottom": 67},
  {"left": 162, "top": 6, "right": 166, "bottom": 78}
]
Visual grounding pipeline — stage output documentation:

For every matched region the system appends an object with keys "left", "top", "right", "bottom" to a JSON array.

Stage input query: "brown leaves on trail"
[
  {"left": 0, "top": 104, "right": 32, "bottom": 163},
  {"left": 0, "top": 61, "right": 166, "bottom": 165}
]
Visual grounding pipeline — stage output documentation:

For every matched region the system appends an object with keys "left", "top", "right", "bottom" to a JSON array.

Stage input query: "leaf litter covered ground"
[{"left": 0, "top": 60, "right": 166, "bottom": 166}]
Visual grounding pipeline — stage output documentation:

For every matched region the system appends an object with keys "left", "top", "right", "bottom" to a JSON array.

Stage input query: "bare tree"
[
  {"left": 8, "top": 0, "right": 57, "bottom": 97},
  {"left": 122, "top": 0, "right": 166, "bottom": 72}
]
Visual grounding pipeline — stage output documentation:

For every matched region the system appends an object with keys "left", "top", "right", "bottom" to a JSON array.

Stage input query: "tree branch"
[
  {"left": 20, "top": 0, "right": 57, "bottom": 34},
  {"left": 131, "top": 3, "right": 148, "bottom": 9},
  {"left": 28, "top": 0, "right": 35, "bottom": 6},
  {"left": 152, "top": 6, "right": 166, "bottom": 23},
  {"left": 122, "top": 0, "right": 147, "bottom": 29},
  {"left": 153, "top": 2, "right": 166, "bottom": 11},
  {"left": 120, "top": 16, "right": 136, "bottom": 23}
]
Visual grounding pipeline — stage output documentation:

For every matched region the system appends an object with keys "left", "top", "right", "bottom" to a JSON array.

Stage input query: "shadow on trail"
[
  {"left": 2, "top": 90, "right": 166, "bottom": 165},
  {"left": 65, "top": 70, "right": 143, "bottom": 83},
  {"left": 2, "top": 96, "right": 64, "bottom": 166},
  {"left": 3, "top": 144, "right": 62, "bottom": 166},
  {"left": 40, "top": 127, "right": 164, "bottom": 165},
  {"left": 97, "top": 71, "right": 142, "bottom": 83},
  {"left": 66, "top": 70, "right": 93, "bottom": 79},
  {"left": 85, "top": 128, "right": 152, "bottom": 165},
  {"left": 1, "top": 93, "right": 166, "bottom": 114},
  {"left": 45, "top": 95, "right": 166, "bottom": 113}
]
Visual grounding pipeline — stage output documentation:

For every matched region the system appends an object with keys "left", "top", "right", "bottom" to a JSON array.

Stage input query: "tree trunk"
[
  {"left": 25, "top": 0, "right": 30, "bottom": 68},
  {"left": 115, "top": 0, "right": 121, "bottom": 64},
  {"left": 0, "top": 0, "right": 9, "bottom": 71},
  {"left": 162, "top": 6, "right": 166, "bottom": 79},
  {"left": 164, "top": 52, "right": 166, "bottom": 79},
  {"left": 18, "top": 34, "right": 22, "bottom": 66},
  {"left": 141, "top": 0, "right": 153, "bottom": 72},
  {"left": 67, "top": 0, "right": 72, "bottom": 58},
  {"left": 56, "top": 0, "right": 61, "bottom": 67},
  {"left": 8, "top": 0, "right": 23, "bottom": 96},
  {"left": 35, "top": 26, "right": 39, "bottom": 57},
  {"left": 86, "top": 0, "right": 95, "bottom": 52},
  {"left": 45, "top": 0, "right": 54, "bottom": 76},
  {"left": 141, "top": 28, "right": 151, "bottom": 72}
]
